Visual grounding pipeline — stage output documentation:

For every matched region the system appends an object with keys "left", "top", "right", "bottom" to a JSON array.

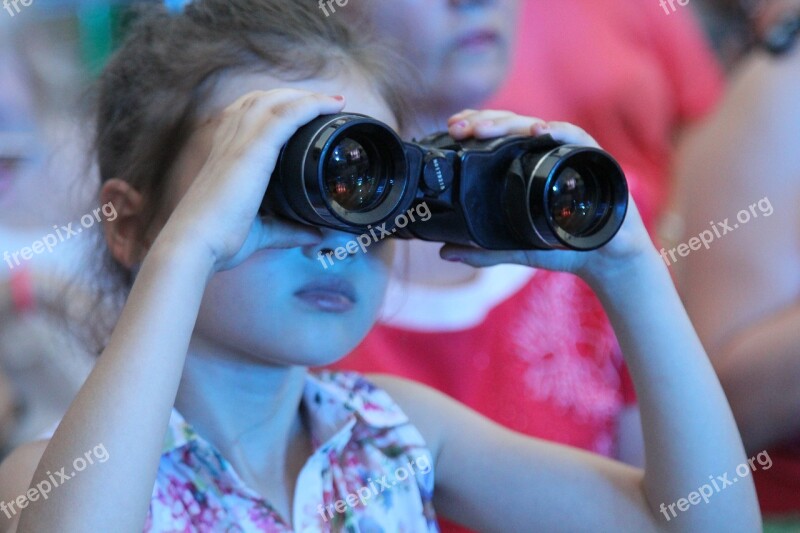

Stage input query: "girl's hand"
[
  {"left": 157, "top": 89, "right": 346, "bottom": 272},
  {"left": 442, "top": 109, "right": 654, "bottom": 286}
]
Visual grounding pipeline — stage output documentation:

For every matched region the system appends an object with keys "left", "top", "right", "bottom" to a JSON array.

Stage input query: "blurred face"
[
  {"left": 349, "top": 0, "right": 519, "bottom": 114},
  {"left": 164, "top": 67, "right": 396, "bottom": 367},
  {"left": 0, "top": 43, "right": 37, "bottom": 203}
]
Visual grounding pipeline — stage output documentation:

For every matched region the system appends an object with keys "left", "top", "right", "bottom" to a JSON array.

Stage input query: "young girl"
[{"left": 0, "top": 1, "right": 760, "bottom": 531}]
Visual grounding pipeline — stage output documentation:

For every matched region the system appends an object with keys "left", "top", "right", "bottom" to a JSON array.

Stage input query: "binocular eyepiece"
[{"left": 264, "top": 113, "right": 628, "bottom": 251}]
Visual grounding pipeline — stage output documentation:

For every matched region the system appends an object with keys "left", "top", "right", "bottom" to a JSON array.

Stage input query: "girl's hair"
[{"left": 86, "top": 0, "right": 410, "bottom": 353}]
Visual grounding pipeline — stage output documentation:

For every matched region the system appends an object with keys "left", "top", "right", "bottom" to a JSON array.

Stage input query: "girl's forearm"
[
  {"left": 18, "top": 238, "right": 215, "bottom": 532},
  {"left": 588, "top": 249, "right": 761, "bottom": 531}
]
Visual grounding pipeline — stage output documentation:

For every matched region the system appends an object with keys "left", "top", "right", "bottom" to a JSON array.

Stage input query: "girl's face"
[
  {"left": 349, "top": 0, "right": 519, "bottom": 112},
  {"left": 164, "top": 69, "right": 397, "bottom": 367}
]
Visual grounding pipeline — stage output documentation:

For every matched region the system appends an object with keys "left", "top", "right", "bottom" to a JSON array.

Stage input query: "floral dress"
[{"left": 144, "top": 371, "right": 439, "bottom": 532}]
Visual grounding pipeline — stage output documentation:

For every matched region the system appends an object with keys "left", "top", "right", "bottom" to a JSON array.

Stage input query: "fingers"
[
  {"left": 542, "top": 121, "right": 600, "bottom": 148},
  {"left": 449, "top": 110, "right": 545, "bottom": 140},
  {"left": 446, "top": 109, "right": 601, "bottom": 149},
  {"left": 180, "top": 89, "right": 343, "bottom": 267},
  {"left": 439, "top": 244, "right": 533, "bottom": 269},
  {"left": 211, "top": 89, "right": 346, "bottom": 169}
]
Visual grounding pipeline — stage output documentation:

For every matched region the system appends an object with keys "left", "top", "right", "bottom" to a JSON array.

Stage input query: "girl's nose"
[{"left": 302, "top": 228, "right": 359, "bottom": 266}]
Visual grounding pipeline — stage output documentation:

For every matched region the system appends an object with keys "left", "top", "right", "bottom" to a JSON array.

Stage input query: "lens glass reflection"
[
  {"left": 324, "top": 137, "right": 386, "bottom": 212},
  {"left": 548, "top": 167, "right": 605, "bottom": 236}
]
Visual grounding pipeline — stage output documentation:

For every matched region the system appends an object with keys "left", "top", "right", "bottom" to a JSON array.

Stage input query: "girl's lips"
[
  {"left": 294, "top": 278, "right": 357, "bottom": 313},
  {"left": 455, "top": 29, "right": 502, "bottom": 51}
]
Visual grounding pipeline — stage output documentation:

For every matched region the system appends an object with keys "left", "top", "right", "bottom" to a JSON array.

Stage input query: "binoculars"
[{"left": 263, "top": 113, "right": 628, "bottom": 251}]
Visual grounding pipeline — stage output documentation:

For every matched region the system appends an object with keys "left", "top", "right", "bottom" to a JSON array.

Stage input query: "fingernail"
[
  {"left": 444, "top": 256, "right": 463, "bottom": 263},
  {"left": 452, "top": 120, "right": 468, "bottom": 129},
  {"left": 332, "top": 95, "right": 345, "bottom": 101}
]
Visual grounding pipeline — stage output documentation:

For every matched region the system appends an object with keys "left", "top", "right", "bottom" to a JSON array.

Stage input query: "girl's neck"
[{"left": 174, "top": 337, "right": 312, "bottom": 515}]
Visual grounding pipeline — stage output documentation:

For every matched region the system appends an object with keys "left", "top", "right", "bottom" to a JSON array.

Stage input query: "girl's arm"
[
  {"left": 373, "top": 111, "right": 760, "bottom": 532},
  {"left": 376, "top": 249, "right": 759, "bottom": 532},
  {"left": 1, "top": 90, "right": 343, "bottom": 533}
]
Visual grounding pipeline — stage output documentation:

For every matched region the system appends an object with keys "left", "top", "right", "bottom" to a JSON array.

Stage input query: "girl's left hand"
[{"left": 441, "top": 109, "right": 655, "bottom": 285}]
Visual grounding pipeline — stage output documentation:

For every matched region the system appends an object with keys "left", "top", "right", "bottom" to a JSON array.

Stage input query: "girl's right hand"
[
  {"left": 440, "top": 110, "right": 654, "bottom": 289},
  {"left": 157, "top": 89, "right": 346, "bottom": 272}
]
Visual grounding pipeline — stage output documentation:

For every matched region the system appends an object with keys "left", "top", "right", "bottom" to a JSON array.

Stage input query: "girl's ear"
[{"left": 100, "top": 179, "right": 146, "bottom": 269}]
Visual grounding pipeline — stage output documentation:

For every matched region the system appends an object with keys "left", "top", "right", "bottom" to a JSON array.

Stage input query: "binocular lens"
[
  {"left": 267, "top": 114, "right": 410, "bottom": 232},
  {"left": 517, "top": 145, "right": 626, "bottom": 250},
  {"left": 549, "top": 167, "right": 606, "bottom": 237},
  {"left": 324, "top": 137, "right": 387, "bottom": 212}
]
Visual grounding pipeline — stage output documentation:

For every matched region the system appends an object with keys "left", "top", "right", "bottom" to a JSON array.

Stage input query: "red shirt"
[{"left": 334, "top": 267, "right": 635, "bottom": 454}]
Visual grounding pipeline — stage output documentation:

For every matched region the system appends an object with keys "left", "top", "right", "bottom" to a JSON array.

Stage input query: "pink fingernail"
[
  {"left": 452, "top": 120, "right": 468, "bottom": 129},
  {"left": 444, "top": 256, "right": 463, "bottom": 263}
]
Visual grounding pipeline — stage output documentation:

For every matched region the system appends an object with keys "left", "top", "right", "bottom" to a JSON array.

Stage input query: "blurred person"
[
  {"left": 0, "top": 12, "right": 99, "bottom": 458},
  {"left": 331, "top": 5, "right": 724, "bottom": 519},
  {"left": 672, "top": 0, "right": 800, "bottom": 528},
  {"left": 0, "top": 12, "right": 98, "bottom": 232}
]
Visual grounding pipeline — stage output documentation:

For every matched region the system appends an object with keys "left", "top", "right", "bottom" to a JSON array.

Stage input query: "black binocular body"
[{"left": 264, "top": 113, "right": 629, "bottom": 251}]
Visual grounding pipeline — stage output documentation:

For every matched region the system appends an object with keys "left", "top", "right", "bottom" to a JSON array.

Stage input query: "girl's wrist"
[
  {"left": 580, "top": 247, "right": 666, "bottom": 301},
  {"left": 146, "top": 230, "right": 218, "bottom": 284}
]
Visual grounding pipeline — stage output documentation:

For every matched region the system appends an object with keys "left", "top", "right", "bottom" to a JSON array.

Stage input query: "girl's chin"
[
  {"left": 270, "top": 336, "right": 366, "bottom": 368},
  {"left": 437, "top": 74, "right": 505, "bottom": 110}
]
